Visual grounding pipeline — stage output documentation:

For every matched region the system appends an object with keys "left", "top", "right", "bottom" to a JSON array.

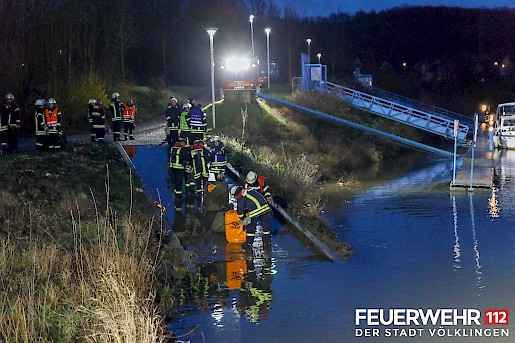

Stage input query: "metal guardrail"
[
  {"left": 319, "top": 81, "right": 469, "bottom": 143},
  {"left": 370, "top": 87, "right": 473, "bottom": 125}
]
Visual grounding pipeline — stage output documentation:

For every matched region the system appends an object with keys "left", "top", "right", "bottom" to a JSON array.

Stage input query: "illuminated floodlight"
[
  {"left": 206, "top": 28, "right": 218, "bottom": 36},
  {"left": 226, "top": 57, "right": 250, "bottom": 71}
]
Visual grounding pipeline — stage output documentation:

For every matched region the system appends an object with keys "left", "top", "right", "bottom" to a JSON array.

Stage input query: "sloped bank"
[{"left": 209, "top": 98, "right": 353, "bottom": 259}]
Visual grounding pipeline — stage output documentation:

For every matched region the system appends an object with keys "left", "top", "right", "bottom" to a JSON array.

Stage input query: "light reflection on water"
[{"left": 129, "top": 145, "right": 515, "bottom": 342}]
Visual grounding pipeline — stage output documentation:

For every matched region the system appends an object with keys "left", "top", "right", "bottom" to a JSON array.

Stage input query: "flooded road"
[{"left": 128, "top": 145, "right": 514, "bottom": 343}]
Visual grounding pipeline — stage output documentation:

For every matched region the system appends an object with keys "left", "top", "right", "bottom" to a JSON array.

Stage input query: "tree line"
[{"left": 1, "top": 1, "right": 514, "bottom": 122}]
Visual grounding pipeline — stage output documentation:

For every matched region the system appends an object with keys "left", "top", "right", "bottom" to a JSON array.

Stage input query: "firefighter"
[
  {"left": 190, "top": 139, "right": 210, "bottom": 197},
  {"left": 165, "top": 97, "right": 181, "bottom": 146},
  {"left": 233, "top": 186, "right": 272, "bottom": 246},
  {"left": 45, "top": 98, "right": 62, "bottom": 152},
  {"left": 188, "top": 102, "right": 207, "bottom": 142},
  {"left": 4, "top": 93, "right": 21, "bottom": 153},
  {"left": 179, "top": 103, "right": 192, "bottom": 145},
  {"left": 169, "top": 137, "right": 191, "bottom": 197},
  {"left": 110, "top": 92, "right": 123, "bottom": 141},
  {"left": 210, "top": 136, "right": 227, "bottom": 177},
  {"left": 0, "top": 100, "right": 9, "bottom": 154},
  {"left": 88, "top": 99, "right": 97, "bottom": 142},
  {"left": 91, "top": 99, "right": 106, "bottom": 142},
  {"left": 123, "top": 99, "right": 136, "bottom": 140},
  {"left": 34, "top": 99, "right": 47, "bottom": 151},
  {"left": 244, "top": 171, "right": 272, "bottom": 202}
]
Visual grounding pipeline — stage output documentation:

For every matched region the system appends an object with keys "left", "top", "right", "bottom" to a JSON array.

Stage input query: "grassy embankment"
[
  {"left": 0, "top": 144, "right": 186, "bottom": 342},
  {"left": 207, "top": 85, "right": 447, "bottom": 257}
]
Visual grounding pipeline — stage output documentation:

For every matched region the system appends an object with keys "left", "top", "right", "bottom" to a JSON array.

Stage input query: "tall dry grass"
[{"left": 0, "top": 186, "right": 168, "bottom": 342}]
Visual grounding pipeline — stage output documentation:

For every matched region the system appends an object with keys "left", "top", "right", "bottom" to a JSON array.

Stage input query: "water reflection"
[
  {"left": 488, "top": 187, "right": 500, "bottom": 218},
  {"left": 450, "top": 193, "right": 484, "bottom": 291},
  {"left": 451, "top": 195, "right": 461, "bottom": 270},
  {"left": 468, "top": 193, "right": 483, "bottom": 291},
  {"left": 170, "top": 242, "right": 276, "bottom": 339}
]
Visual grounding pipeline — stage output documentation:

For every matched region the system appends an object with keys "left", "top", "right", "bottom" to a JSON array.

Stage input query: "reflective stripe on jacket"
[
  {"left": 35, "top": 108, "right": 47, "bottom": 135},
  {"left": 169, "top": 144, "right": 190, "bottom": 169},
  {"left": 236, "top": 189, "right": 271, "bottom": 219},
  {"left": 179, "top": 111, "right": 190, "bottom": 132},
  {"left": 123, "top": 104, "right": 136, "bottom": 122},
  {"left": 45, "top": 108, "right": 60, "bottom": 127}
]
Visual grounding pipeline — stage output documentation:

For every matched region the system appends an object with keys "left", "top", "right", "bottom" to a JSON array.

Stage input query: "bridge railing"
[
  {"left": 319, "top": 81, "right": 469, "bottom": 143},
  {"left": 370, "top": 87, "right": 473, "bottom": 126}
]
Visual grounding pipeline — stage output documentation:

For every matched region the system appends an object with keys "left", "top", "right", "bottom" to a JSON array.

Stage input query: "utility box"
[{"left": 355, "top": 67, "right": 373, "bottom": 88}]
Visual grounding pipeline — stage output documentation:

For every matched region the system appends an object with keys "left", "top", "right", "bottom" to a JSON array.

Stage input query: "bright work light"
[{"left": 226, "top": 57, "right": 250, "bottom": 71}]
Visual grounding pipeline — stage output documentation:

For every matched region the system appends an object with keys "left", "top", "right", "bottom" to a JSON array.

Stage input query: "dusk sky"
[{"left": 275, "top": 0, "right": 515, "bottom": 17}]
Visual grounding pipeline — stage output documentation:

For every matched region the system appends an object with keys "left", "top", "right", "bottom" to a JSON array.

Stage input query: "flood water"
[{"left": 128, "top": 145, "right": 514, "bottom": 343}]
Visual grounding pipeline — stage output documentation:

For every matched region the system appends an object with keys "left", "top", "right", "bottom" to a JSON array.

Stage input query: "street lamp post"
[
  {"left": 317, "top": 53, "right": 321, "bottom": 64},
  {"left": 306, "top": 38, "right": 312, "bottom": 62},
  {"left": 265, "top": 28, "right": 271, "bottom": 90},
  {"left": 206, "top": 28, "right": 218, "bottom": 129},
  {"left": 249, "top": 15, "right": 255, "bottom": 58}
]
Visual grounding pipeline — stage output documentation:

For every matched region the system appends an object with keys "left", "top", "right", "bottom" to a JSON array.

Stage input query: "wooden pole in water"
[{"left": 452, "top": 120, "right": 459, "bottom": 185}]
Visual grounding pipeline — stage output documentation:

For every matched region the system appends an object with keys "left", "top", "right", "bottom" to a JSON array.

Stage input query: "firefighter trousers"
[
  {"left": 7, "top": 128, "right": 18, "bottom": 153},
  {"left": 172, "top": 168, "right": 186, "bottom": 196},
  {"left": 112, "top": 120, "right": 122, "bottom": 140},
  {"left": 245, "top": 213, "right": 271, "bottom": 246},
  {"left": 124, "top": 121, "right": 134, "bottom": 139}
]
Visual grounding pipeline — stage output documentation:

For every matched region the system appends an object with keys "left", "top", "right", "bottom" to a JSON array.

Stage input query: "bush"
[{"left": 60, "top": 74, "right": 109, "bottom": 133}]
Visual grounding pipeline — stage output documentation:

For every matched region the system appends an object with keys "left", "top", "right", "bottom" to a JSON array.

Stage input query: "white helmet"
[
  {"left": 88, "top": 99, "right": 96, "bottom": 105},
  {"left": 246, "top": 171, "right": 257, "bottom": 184},
  {"left": 47, "top": 98, "right": 56, "bottom": 104},
  {"left": 183, "top": 103, "right": 192, "bottom": 109},
  {"left": 208, "top": 173, "right": 216, "bottom": 182},
  {"left": 5, "top": 93, "right": 14, "bottom": 100},
  {"left": 212, "top": 135, "right": 220, "bottom": 142},
  {"left": 112, "top": 92, "right": 120, "bottom": 98},
  {"left": 35, "top": 99, "right": 44, "bottom": 106}
]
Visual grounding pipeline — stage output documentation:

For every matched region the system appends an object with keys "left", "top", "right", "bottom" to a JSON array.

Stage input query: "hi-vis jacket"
[
  {"left": 90, "top": 105, "right": 105, "bottom": 128},
  {"left": 110, "top": 99, "right": 123, "bottom": 121},
  {"left": 35, "top": 107, "right": 47, "bottom": 135},
  {"left": 44, "top": 107, "right": 61, "bottom": 130},
  {"left": 190, "top": 144, "right": 210, "bottom": 178},
  {"left": 187, "top": 107, "right": 206, "bottom": 134},
  {"left": 236, "top": 189, "right": 271, "bottom": 220},
  {"left": 165, "top": 104, "right": 182, "bottom": 130},
  {"left": 4, "top": 103, "right": 21, "bottom": 128},
  {"left": 169, "top": 143, "right": 191, "bottom": 170},
  {"left": 210, "top": 143, "right": 227, "bottom": 173},
  {"left": 123, "top": 104, "right": 136, "bottom": 122},
  {"left": 179, "top": 111, "right": 190, "bottom": 133}
]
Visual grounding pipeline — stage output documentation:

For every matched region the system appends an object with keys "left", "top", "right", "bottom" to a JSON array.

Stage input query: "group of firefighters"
[
  {"left": 0, "top": 90, "right": 138, "bottom": 153},
  {"left": 87, "top": 92, "right": 137, "bottom": 142},
  {"left": 165, "top": 94, "right": 272, "bottom": 247},
  {"left": 0, "top": 93, "right": 64, "bottom": 153}
]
